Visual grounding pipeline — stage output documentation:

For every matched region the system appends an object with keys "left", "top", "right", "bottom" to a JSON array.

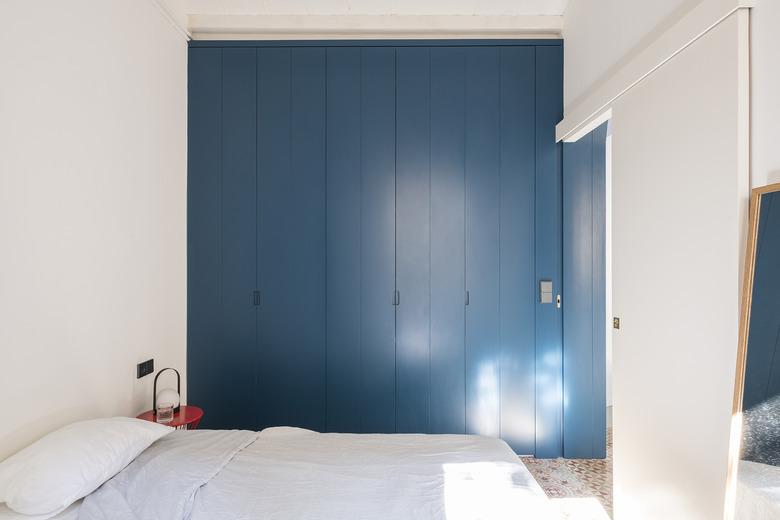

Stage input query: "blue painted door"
[
  {"left": 535, "top": 45, "right": 565, "bottom": 458},
  {"left": 325, "top": 48, "right": 397, "bottom": 434},
  {"left": 325, "top": 48, "right": 363, "bottom": 433},
  {"left": 256, "top": 48, "right": 327, "bottom": 431},
  {"left": 498, "top": 47, "right": 537, "bottom": 455},
  {"left": 188, "top": 48, "right": 257, "bottom": 430},
  {"left": 562, "top": 122, "right": 608, "bottom": 458},
  {"left": 396, "top": 47, "right": 432, "bottom": 433},
  {"left": 464, "top": 47, "right": 502, "bottom": 439},
  {"left": 357, "top": 48, "right": 397, "bottom": 433},
  {"left": 429, "top": 47, "right": 466, "bottom": 435},
  {"left": 188, "top": 48, "right": 223, "bottom": 429}
]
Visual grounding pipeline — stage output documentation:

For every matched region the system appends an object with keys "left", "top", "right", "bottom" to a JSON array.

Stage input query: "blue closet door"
[
  {"left": 534, "top": 45, "right": 564, "bottom": 458},
  {"left": 188, "top": 48, "right": 258, "bottom": 430},
  {"left": 187, "top": 48, "right": 224, "bottom": 429},
  {"left": 498, "top": 47, "right": 536, "bottom": 455},
  {"left": 326, "top": 47, "right": 396, "bottom": 434},
  {"left": 325, "top": 48, "right": 362, "bottom": 433},
  {"left": 465, "top": 47, "right": 501, "bottom": 438},
  {"left": 562, "top": 122, "right": 608, "bottom": 458},
  {"left": 430, "top": 47, "right": 466, "bottom": 435},
  {"left": 221, "top": 49, "right": 260, "bottom": 431},
  {"left": 256, "top": 48, "right": 327, "bottom": 431},
  {"left": 359, "top": 48, "right": 397, "bottom": 433},
  {"left": 396, "top": 47, "right": 432, "bottom": 433}
]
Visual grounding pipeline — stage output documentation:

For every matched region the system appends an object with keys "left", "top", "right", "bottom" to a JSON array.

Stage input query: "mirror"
[{"left": 732, "top": 183, "right": 780, "bottom": 519}]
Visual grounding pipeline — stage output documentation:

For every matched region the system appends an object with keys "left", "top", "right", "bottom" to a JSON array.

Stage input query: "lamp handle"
[{"left": 152, "top": 368, "right": 181, "bottom": 414}]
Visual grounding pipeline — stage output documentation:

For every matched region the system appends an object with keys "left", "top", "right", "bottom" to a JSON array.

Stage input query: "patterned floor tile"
[{"left": 521, "top": 430, "right": 613, "bottom": 519}]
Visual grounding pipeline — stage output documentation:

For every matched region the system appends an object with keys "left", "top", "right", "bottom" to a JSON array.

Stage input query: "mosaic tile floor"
[{"left": 521, "top": 430, "right": 613, "bottom": 520}]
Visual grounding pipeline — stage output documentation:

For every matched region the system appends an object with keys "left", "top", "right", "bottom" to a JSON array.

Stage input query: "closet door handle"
[
  {"left": 253, "top": 290, "right": 261, "bottom": 306},
  {"left": 465, "top": 290, "right": 470, "bottom": 306},
  {"left": 392, "top": 290, "right": 400, "bottom": 306}
]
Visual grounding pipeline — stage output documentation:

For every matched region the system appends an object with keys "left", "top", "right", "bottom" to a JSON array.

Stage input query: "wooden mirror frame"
[{"left": 725, "top": 182, "right": 780, "bottom": 519}]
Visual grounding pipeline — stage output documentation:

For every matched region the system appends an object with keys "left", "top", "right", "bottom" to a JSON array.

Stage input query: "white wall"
[
  {"left": 0, "top": 0, "right": 187, "bottom": 461},
  {"left": 562, "top": 0, "right": 703, "bottom": 110},
  {"left": 563, "top": 1, "right": 749, "bottom": 518},
  {"left": 750, "top": 0, "right": 780, "bottom": 188},
  {"left": 610, "top": 11, "right": 747, "bottom": 518}
]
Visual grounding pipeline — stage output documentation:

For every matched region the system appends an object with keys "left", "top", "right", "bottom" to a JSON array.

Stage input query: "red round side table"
[{"left": 136, "top": 405, "right": 203, "bottom": 430}]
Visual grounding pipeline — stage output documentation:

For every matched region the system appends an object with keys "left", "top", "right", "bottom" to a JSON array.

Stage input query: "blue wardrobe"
[{"left": 188, "top": 40, "right": 567, "bottom": 457}]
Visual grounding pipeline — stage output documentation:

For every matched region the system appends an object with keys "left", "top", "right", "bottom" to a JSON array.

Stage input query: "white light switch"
[{"left": 540, "top": 280, "right": 553, "bottom": 304}]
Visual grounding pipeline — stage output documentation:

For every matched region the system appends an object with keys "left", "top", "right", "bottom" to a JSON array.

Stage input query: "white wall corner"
[
  {"left": 149, "top": 0, "right": 192, "bottom": 41},
  {"left": 557, "top": 0, "right": 754, "bottom": 142}
]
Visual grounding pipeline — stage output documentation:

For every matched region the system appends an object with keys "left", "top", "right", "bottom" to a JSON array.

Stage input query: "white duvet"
[
  {"left": 736, "top": 460, "right": 780, "bottom": 520},
  {"left": 81, "top": 427, "right": 554, "bottom": 520}
]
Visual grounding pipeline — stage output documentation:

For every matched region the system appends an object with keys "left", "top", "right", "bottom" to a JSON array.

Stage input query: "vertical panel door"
[
  {"left": 358, "top": 48, "right": 397, "bottom": 433},
  {"left": 498, "top": 47, "right": 537, "bottom": 455},
  {"left": 325, "top": 47, "right": 396, "bottom": 434},
  {"left": 325, "top": 48, "right": 362, "bottom": 433},
  {"left": 257, "top": 48, "right": 327, "bottom": 431},
  {"left": 563, "top": 122, "right": 608, "bottom": 458},
  {"left": 534, "top": 45, "right": 564, "bottom": 458},
  {"left": 429, "top": 47, "right": 467, "bottom": 435},
  {"left": 188, "top": 48, "right": 224, "bottom": 429},
  {"left": 188, "top": 48, "right": 258, "bottom": 430},
  {"left": 396, "top": 48, "right": 432, "bottom": 433},
  {"left": 465, "top": 47, "right": 502, "bottom": 438}
]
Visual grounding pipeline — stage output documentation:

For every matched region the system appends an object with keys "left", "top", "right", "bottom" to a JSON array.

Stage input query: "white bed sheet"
[
  {"left": 736, "top": 460, "right": 780, "bottom": 520},
  {"left": 78, "top": 427, "right": 553, "bottom": 520},
  {"left": 0, "top": 500, "right": 81, "bottom": 520},
  {"left": 191, "top": 427, "right": 553, "bottom": 520}
]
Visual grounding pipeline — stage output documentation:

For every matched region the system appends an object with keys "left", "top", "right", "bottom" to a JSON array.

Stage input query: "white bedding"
[
  {"left": 0, "top": 500, "right": 81, "bottom": 520},
  {"left": 736, "top": 460, "right": 780, "bottom": 520},
  {"left": 81, "top": 427, "right": 553, "bottom": 520}
]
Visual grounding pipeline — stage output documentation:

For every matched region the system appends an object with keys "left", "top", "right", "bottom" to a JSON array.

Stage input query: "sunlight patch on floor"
[{"left": 551, "top": 497, "right": 611, "bottom": 520}]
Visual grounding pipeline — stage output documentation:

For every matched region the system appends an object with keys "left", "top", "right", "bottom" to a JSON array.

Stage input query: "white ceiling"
[{"left": 183, "top": 0, "right": 569, "bottom": 16}]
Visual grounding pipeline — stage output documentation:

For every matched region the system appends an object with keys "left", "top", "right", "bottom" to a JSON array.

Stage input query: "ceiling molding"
[{"left": 188, "top": 14, "right": 562, "bottom": 40}]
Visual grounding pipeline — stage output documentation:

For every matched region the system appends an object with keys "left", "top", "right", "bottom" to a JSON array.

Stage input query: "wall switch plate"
[
  {"left": 137, "top": 359, "right": 154, "bottom": 379},
  {"left": 540, "top": 280, "right": 553, "bottom": 304}
]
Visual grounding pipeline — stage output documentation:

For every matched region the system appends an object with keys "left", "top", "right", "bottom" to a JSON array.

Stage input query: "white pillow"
[{"left": 0, "top": 417, "right": 172, "bottom": 517}]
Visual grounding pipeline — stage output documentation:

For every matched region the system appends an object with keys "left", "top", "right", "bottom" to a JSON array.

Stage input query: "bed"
[
  {"left": 0, "top": 420, "right": 554, "bottom": 520},
  {"left": 735, "top": 460, "right": 780, "bottom": 520}
]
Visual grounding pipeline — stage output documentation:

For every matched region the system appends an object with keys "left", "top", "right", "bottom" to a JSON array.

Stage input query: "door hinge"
[
  {"left": 392, "top": 290, "right": 400, "bottom": 306},
  {"left": 253, "top": 290, "right": 261, "bottom": 306}
]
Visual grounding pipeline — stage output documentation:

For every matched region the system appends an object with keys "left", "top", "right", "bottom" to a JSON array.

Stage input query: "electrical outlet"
[{"left": 137, "top": 359, "right": 154, "bottom": 379}]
